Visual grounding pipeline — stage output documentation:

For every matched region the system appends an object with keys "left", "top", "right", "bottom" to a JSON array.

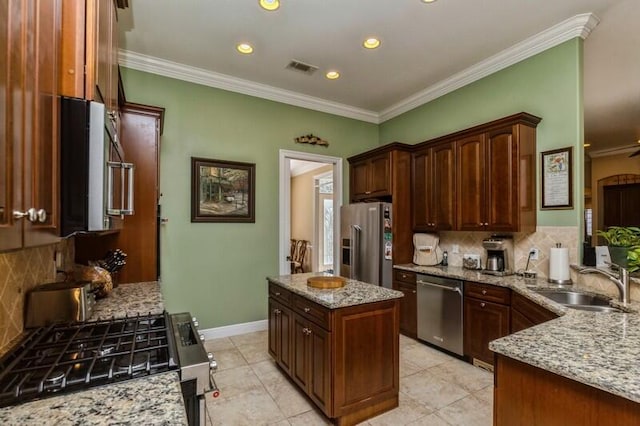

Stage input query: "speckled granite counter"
[
  {"left": 395, "top": 264, "right": 640, "bottom": 403},
  {"left": 90, "top": 281, "right": 164, "bottom": 320},
  {"left": 1, "top": 281, "right": 189, "bottom": 425},
  {"left": 0, "top": 372, "right": 187, "bottom": 426},
  {"left": 267, "top": 272, "right": 403, "bottom": 308}
]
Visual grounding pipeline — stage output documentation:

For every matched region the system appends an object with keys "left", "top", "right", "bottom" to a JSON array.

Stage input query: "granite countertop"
[
  {"left": 395, "top": 264, "right": 640, "bottom": 403},
  {"left": 0, "top": 372, "right": 187, "bottom": 426},
  {"left": 1, "top": 281, "right": 189, "bottom": 425},
  {"left": 89, "top": 281, "right": 165, "bottom": 320},
  {"left": 267, "top": 272, "right": 403, "bottom": 309}
]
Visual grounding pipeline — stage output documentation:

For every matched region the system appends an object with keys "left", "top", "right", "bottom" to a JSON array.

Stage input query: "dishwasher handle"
[{"left": 417, "top": 279, "right": 462, "bottom": 295}]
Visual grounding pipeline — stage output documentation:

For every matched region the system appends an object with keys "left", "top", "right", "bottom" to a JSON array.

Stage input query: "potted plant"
[
  {"left": 627, "top": 247, "right": 640, "bottom": 273},
  {"left": 596, "top": 226, "right": 640, "bottom": 268}
]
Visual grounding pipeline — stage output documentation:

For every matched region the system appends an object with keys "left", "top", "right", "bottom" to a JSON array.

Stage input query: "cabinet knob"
[
  {"left": 302, "top": 327, "right": 312, "bottom": 336},
  {"left": 275, "top": 292, "right": 281, "bottom": 297},
  {"left": 365, "top": 191, "right": 371, "bottom": 195},
  {"left": 480, "top": 302, "right": 486, "bottom": 308},
  {"left": 482, "top": 289, "right": 487, "bottom": 295},
  {"left": 412, "top": 290, "right": 417, "bottom": 294},
  {"left": 274, "top": 309, "right": 281, "bottom": 315},
  {"left": 304, "top": 307, "right": 311, "bottom": 313},
  {"left": 35, "top": 209, "right": 47, "bottom": 223},
  {"left": 484, "top": 223, "right": 489, "bottom": 226}
]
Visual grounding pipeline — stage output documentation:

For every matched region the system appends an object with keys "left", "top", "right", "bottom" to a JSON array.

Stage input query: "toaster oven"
[{"left": 25, "top": 281, "right": 95, "bottom": 328}]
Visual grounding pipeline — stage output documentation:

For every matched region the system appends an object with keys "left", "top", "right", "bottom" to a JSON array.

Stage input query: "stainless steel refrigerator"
[{"left": 339, "top": 202, "right": 393, "bottom": 288}]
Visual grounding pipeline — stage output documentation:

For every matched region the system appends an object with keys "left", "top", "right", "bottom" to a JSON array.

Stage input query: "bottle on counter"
[{"left": 442, "top": 251, "right": 448, "bottom": 266}]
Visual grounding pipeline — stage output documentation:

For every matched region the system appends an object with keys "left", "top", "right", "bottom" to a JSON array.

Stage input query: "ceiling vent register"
[{"left": 286, "top": 60, "right": 318, "bottom": 75}]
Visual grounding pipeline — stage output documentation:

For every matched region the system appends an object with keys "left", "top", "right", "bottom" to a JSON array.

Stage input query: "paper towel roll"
[{"left": 549, "top": 247, "right": 571, "bottom": 283}]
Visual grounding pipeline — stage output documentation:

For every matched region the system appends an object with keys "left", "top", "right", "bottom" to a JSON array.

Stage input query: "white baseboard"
[{"left": 200, "top": 319, "right": 268, "bottom": 340}]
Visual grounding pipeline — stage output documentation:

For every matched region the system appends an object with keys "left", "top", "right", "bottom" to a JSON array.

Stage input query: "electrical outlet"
[
  {"left": 529, "top": 248, "right": 539, "bottom": 260},
  {"left": 452, "top": 244, "right": 460, "bottom": 254}
]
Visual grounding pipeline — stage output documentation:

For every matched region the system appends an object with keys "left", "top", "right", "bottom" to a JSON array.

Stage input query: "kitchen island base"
[
  {"left": 267, "top": 277, "right": 401, "bottom": 426},
  {"left": 495, "top": 354, "right": 640, "bottom": 426}
]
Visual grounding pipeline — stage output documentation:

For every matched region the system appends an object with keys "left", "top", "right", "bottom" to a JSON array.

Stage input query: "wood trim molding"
[{"left": 118, "top": 13, "right": 598, "bottom": 124}]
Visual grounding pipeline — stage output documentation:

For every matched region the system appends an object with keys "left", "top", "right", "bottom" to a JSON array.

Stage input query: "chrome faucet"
[{"left": 577, "top": 264, "right": 630, "bottom": 305}]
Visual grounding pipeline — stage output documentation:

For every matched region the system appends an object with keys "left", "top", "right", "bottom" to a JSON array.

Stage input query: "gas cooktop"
[{"left": 0, "top": 313, "right": 178, "bottom": 407}]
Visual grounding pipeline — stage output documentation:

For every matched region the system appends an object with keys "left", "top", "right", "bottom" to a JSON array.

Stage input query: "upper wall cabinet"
[
  {"left": 0, "top": 0, "right": 63, "bottom": 251},
  {"left": 412, "top": 141, "right": 456, "bottom": 232},
  {"left": 349, "top": 151, "right": 392, "bottom": 200},
  {"left": 412, "top": 112, "right": 541, "bottom": 234},
  {"left": 60, "top": 0, "right": 126, "bottom": 116},
  {"left": 456, "top": 120, "right": 539, "bottom": 233},
  {"left": 347, "top": 143, "right": 414, "bottom": 264}
]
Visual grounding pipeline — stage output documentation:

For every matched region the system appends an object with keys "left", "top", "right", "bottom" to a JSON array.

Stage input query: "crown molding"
[
  {"left": 378, "top": 13, "right": 600, "bottom": 122},
  {"left": 118, "top": 50, "right": 380, "bottom": 124},
  {"left": 588, "top": 144, "right": 640, "bottom": 158},
  {"left": 119, "top": 13, "right": 599, "bottom": 125}
]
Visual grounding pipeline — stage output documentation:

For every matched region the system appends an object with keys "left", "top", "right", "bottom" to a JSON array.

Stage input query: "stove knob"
[
  {"left": 199, "top": 333, "right": 205, "bottom": 341},
  {"left": 209, "top": 360, "right": 218, "bottom": 371},
  {"left": 207, "top": 352, "right": 214, "bottom": 361}
]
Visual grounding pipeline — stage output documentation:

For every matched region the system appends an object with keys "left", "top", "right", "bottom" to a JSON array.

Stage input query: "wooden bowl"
[{"left": 307, "top": 276, "right": 346, "bottom": 289}]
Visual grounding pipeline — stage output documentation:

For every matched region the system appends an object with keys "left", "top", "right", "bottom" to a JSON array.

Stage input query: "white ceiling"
[{"left": 118, "top": 0, "right": 639, "bottom": 152}]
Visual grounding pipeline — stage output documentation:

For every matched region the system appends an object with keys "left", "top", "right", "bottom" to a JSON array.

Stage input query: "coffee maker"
[{"left": 482, "top": 236, "right": 514, "bottom": 276}]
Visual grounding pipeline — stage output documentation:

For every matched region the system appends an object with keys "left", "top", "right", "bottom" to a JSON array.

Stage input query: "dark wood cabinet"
[
  {"left": 292, "top": 313, "right": 331, "bottom": 413},
  {"left": 60, "top": 0, "right": 126, "bottom": 116},
  {"left": 463, "top": 282, "right": 511, "bottom": 366},
  {"left": 456, "top": 134, "right": 485, "bottom": 231},
  {"left": 412, "top": 141, "right": 455, "bottom": 231},
  {"left": 495, "top": 355, "right": 640, "bottom": 426},
  {"left": 510, "top": 291, "right": 558, "bottom": 333},
  {"left": 455, "top": 122, "right": 538, "bottom": 233},
  {"left": 267, "top": 280, "right": 400, "bottom": 425},
  {"left": 349, "top": 152, "right": 391, "bottom": 200},
  {"left": 393, "top": 270, "right": 417, "bottom": 338},
  {"left": 347, "top": 143, "right": 413, "bottom": 265},
  {"left": 268, "top": 298, "right": 293, "bottom": 376},
  {"left": 0, "top": 0, "right": 62, "bottom": 251}
]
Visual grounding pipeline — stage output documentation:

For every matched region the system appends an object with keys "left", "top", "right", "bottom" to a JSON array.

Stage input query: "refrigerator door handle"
[{"left": 351, "top": 225, "right": 361, "bottom": 281}]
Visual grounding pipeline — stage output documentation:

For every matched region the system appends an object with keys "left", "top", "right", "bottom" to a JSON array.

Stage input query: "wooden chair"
[{"left": 288, "top": 239, "right": 308, "bottom": 274}]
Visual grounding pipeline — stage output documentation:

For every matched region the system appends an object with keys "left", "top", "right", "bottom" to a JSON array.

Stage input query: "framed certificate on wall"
[{"left": 541, "top": 147, "right": 573, "bottom": 210}]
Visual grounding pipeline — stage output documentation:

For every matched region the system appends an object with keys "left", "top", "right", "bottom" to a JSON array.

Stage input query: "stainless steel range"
[{"left": 0, "top": 312, "right": 217, "bottom": 425}]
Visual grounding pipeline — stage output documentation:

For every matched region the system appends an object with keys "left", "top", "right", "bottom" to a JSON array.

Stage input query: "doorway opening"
[{"left": 279, "top": 150, "right": 342, "bottom": 275}]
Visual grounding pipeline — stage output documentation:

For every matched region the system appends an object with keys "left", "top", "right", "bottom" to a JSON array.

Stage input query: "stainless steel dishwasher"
[{"left": 416, "top": 274, "right": 464, "bottom": 356}]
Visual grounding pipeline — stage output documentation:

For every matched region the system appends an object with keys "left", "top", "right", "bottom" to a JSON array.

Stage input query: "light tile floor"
[{"left": 204, "top": 332, "right": 493, "bottom": 425}]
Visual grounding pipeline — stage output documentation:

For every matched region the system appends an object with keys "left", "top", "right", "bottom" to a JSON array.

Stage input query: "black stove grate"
[{"left": 0, "top": 312, "right": 178, "bottom": 407}]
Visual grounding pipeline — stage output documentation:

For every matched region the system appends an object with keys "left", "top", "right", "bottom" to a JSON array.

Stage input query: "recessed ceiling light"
[
  {"left": 326, "top": 71, "right": 340, "bottom": 80},
  {"left": 236, "top": 43, "right": 254, "bottom": 54},
  {"left": 259, "top": 0, "right": 280, "bottom": 11},
  {"left": 363, "top": 37, "right": 381, "bottom": 49},
  {"left": 421, "top": 0, "right": 437, "bottom": 3},
  {"left": 583, "top": 143, "right": 591, "bottom": 148}
]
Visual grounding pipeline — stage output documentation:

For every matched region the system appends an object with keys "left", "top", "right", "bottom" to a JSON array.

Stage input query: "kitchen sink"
[{"left": 533, "top": 289, "right": 624, "bottom": 313}]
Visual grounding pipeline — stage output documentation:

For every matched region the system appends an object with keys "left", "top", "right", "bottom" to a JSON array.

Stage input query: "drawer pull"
[
  {"left": 275, "top": 292, "right": 281, "bottom": 296},
  {"left": 480, "top": 302, "right": 486, "bottom": 308},
  {"left": 304, "top": 307, "right": 311, "bottom": 313},
  {"left": 302, "top": 327, "right": 312, "bottom": 336},
  {"left": 482, "top": 289, "right": 487, "bottom": 295}
]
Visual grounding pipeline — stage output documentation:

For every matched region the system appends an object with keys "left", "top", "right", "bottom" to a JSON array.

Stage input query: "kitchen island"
[
  {"left": 267, "top": 273, "right": 403, "bottom": 426},
  {"left": 0, "top": 282, "right": 189, "bottom": 426}
]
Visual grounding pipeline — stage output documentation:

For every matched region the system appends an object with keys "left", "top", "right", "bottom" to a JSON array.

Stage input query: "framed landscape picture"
[{"left": 191, "top": 157, "right": 255, "bottom": 223}]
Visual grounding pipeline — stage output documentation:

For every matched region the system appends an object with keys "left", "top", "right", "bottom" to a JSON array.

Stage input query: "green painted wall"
[
  {"left": 379, "top": 39, "right": 584, "bottom": 228},
  {"left": 122, "top": 38, "right": 585, "bottom": 328},
  {"left": 121, "top": 68, "right": 379, "bottom": 328}
]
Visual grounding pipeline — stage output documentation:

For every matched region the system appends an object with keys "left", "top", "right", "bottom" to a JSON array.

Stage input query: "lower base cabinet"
[
  {"left": 292, "top": 313, "right": 331, "bottom": 412},
  {"left": 267, "top": 281, "right": 400, "bottom": 426},
  {"left": 495, "top": 355, "right": 640, "bottom": 426}
]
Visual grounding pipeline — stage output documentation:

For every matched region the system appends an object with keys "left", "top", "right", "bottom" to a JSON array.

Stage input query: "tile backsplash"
[
  {"left": 0, "top": 239, "right": 75, "bottom": 355},
  {"left": 436, "top": 226, "right": 639, "bottom": 301}
]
